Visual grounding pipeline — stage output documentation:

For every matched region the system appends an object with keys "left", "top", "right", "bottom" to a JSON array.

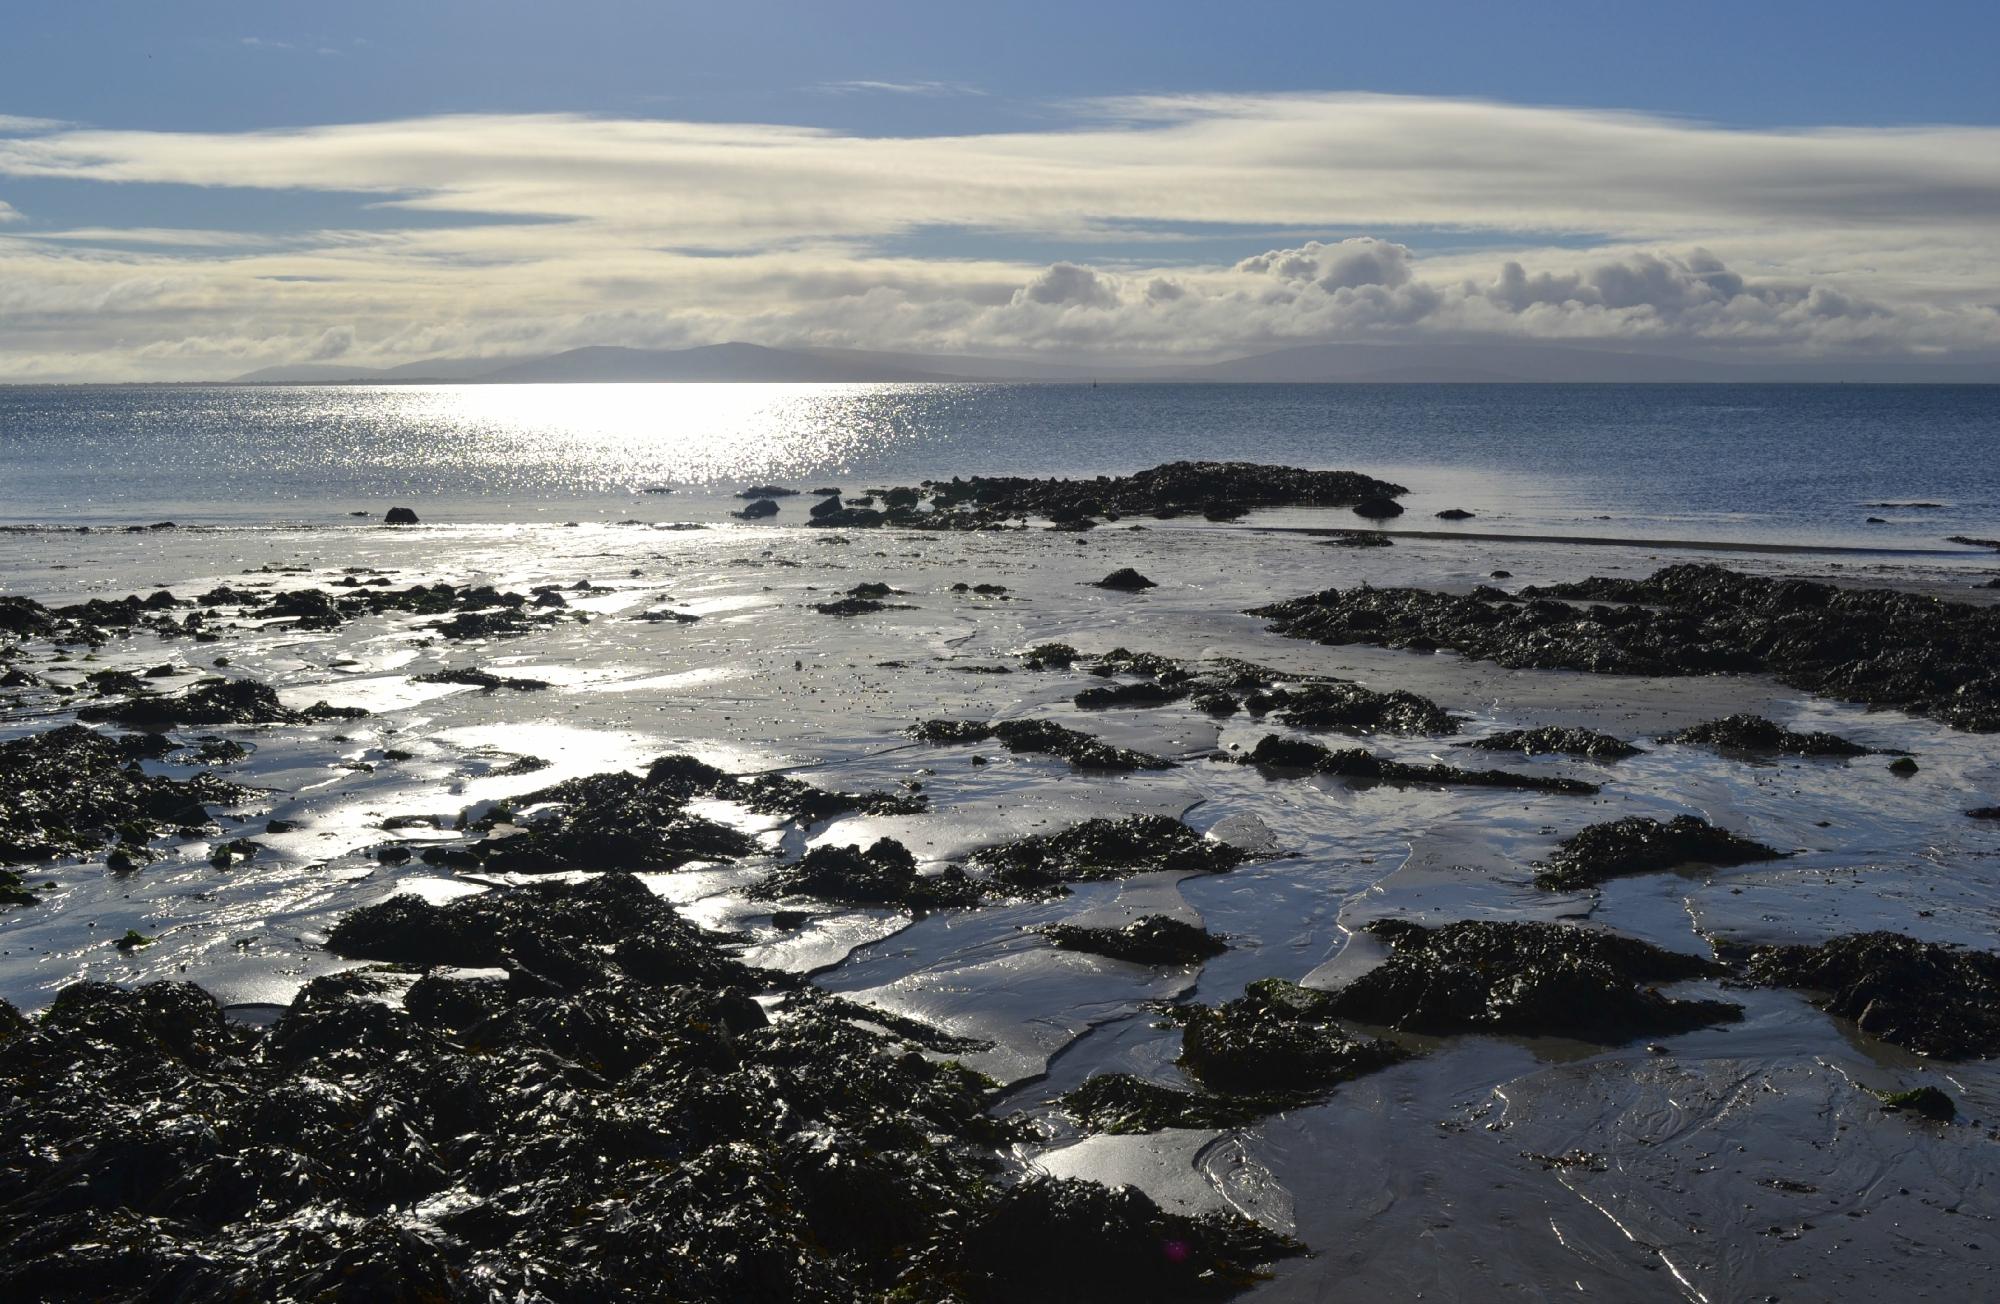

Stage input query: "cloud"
[
  {"left": 813, "top": 80, "right": 985, "bottom": 97},
  {"left": 0, "top": 92, "right": 1997, "bottom": 378},
  {"left": 0, "top": 200, "right": 21, "bottom": 223}
]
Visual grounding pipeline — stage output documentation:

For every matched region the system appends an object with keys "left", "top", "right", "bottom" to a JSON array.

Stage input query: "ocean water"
[{"left": 0, "top": 381, "right": 1995, "bottom": 546}]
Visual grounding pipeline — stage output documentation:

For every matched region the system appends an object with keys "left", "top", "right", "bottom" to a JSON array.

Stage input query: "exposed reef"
[
  {"left": 1462, "top": 726, "right": 1643, "bottom": 761},
  {"left": 1240, "top": 734, "right": 1598, "bottom": 795},
  {"left": 1037, "top": 915, "right": 1228, "bottom": 965},
  {"left": 910, "top": 718, "right": 1175, "bottom": 772},
  {"left": 1536, "top": 815, "right": 1785, "bottom": 890},
  {"left": 1746, "top": 931, "right": 2000, "bottom": 1058}
]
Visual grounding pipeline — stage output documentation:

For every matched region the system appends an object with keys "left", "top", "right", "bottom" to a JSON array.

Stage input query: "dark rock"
[
  {"left": 1660, "top": 714, "right": 1875, "bottom": 757},
  {"left": 1323, "top": 920, "right": 1741, "bottom": 1041},
  {"left": 1463, "top": 726, "right": 1643, "bottom": 761},
  {"left": 971, "top": 816, "right": 1243, "bottom": 891},
  {"left": 1537, "top": 815, "right": 1784, "bottom": 890},
  {"left": 1888, "top": 756, "right": 1920, "bottom": 775},
  {"left": 1748, "top": 932, "right": 2000, "bottom": 1058},
  {"left": 383, "top": 507, "right": 419, "bottom": 525},
  {"left": 78, "top": 677, "right": 365, "bottom": 729},
  {"left": 1877, "top": 1086, "right": 1955, "bottom": 1121},
  {"left": 754, "top": 838, "right": 983, "bottom": 910},
  {"left": 1038, "top": 915, "right": 1226, "bottom": 965},
  {"left": 1435, "top": 508, "right": 1476, "bottom": 520},
  {"left": 1093, "top": 568, "right": 1157, "bottom": 591},
  {"left": 413, "top": 667, "right": 553, "bottom": 691},
  {"left": 807, "top": 495, "right": 845, "bottom": 518},
  {"left": 1319, "top": 530, "right": 1392, "bottom": 547},
  {"left": 1058, "top": 1073, "right": 1299, "bottom": 1134},
  {"left": 731, "top": 498, "right": 780, "bottom": 520},
  {"left": 1969, "top": 806, "right": 2000, "bottom": 820},
  {"left": 1352, "top": 496, "right": 1404, "bottom": 520},
  {"left": 1241, "top": 734, "right": 1597, "bottom": 795},
  {"left": 909, "top": 718, "right": 1174, "bottom": 772},
  {"left": 1073, "top": 680, "right": 1186, "bottom": 710},
  {"left": 1254, "top": 563, "right": 2000, "bottom": 732},
  {"left": 0, "top": 726, "right": 247, "bottom": 866},
  {"left": 1173, "top": 979, "right": 1409, "bottom": 1094},
  {"left": 737, "top": 485, "right": 799, "bottom": 499}
]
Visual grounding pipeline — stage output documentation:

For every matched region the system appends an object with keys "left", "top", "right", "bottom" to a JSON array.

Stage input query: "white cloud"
[{"left": 0, "top": 92, "right": 1996, "bottom": 378}]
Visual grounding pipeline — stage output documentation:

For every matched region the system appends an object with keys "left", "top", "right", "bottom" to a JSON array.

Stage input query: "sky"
[{"left": 3, "top": 1, "right": 1999, "bottom": 380}]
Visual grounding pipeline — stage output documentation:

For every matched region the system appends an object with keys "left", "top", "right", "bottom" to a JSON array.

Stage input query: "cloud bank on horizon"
[{"left": 1, "top": 92, "right": 1998, "bottom": 380}]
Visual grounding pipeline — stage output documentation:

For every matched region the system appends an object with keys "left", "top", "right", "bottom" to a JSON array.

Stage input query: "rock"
[
  {"left": 1173, "top": 979, "right": 1408, "bottom": 1094},
  {"left": 754, "top": 837, "right": 983, "bottom": 910},
  {"left": 383, "top": 507, "right": 419, "bottom": 525},
  {"left": 1241, "top": 734, "right": 1597, "bottom": 795},
  {"left": 1748, "top": 932, "right": 2000, "bottom": 1058},
  {"left": 1254, "top": 563, "right": 2000, "bottom": 732},
  {"left": 1092, "top": 568, "right": 1157, "bottom": 591},
  {"left": 1877, "top": 1086, "right": 1955, "bottom": 1121},
  {"left": 1659, "top": 714, "right": 1877, "bottom": 757},
  {"left": 0, "top": 725, "right": 248, "bottom": 866},
  {"left": 1058, "top": 1073, "right": 1299, "bottom": 1134},
  {"left": 1866, "top": 516, "right": 1888, "bottom": 524},
  {"left": 1435, "top": 508, "right": 1476, "bottom": 520},
  {"left": 731, "top": 498, "right": 780, "bottom": 520},
  {"left": 1352, "top": 496, "right": 1404, "bottom": 520},
  {"left": 1888, "top": 756, "right": 1920, "bottom": 775},
  {"left": 1319, "top": 529, "right": 1392, "bottom": 547},
  {"left": 1969, "top": 806, "right": 2000, "bottom": 820},
  {"left": 909, "top": 718, "right": 1173, "bottom": 772},
  {"left": 971, "top": 815, "right": 1244, "bottom": 891},
  {"left": 412, "top": 667, "right": 553, "bottom": 691},
  {"left": 1323, "top": 920, "right": 1741, "bottom": 1041},
  {"left": 1038, "top": 915, "right": 1226, "bottom": 965},
  {"left": 736, "top": 485, "right": 799, "bottom": 499},
  {"left": 1536, "top": 815, "right": 1784, "bottom": 890},
  {"left": 77, "top": 677, "right": 365, "bottom": 729},
  {"left": 808, "top": 494, "right": 845, "bottom": 518},
  {"left": 1462, "top": 726, "right": 1643, "bottom": 761}
]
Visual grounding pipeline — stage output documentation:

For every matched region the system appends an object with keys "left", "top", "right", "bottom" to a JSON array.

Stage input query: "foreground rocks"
[
  {"left": 0, "top": 873, "right": 1297, "bottom": 1301},
  {"left": 1462, "top": 726, "right": 1643, "bottom": 761},
  {"left": 910, "top": 718, "right": 1175, "bottom": 772},
  {"left": 1173, "top": 979, "right": 1409, "bottom": 1094},
  {"left": 1253, "top": 563, "right": 2000, "bottom": 731},
  {"left": 1323, "top": 920, "right": 1741, "bottom": 1041},
  {"left": 1747, "top": 931, "right": 2000, "bottom": 1058},
  {"left": 76, "top": 677, "right": 365, "bottom": 729},
  {"left": 970, "top": 816, "right": 1245, "bottom": 892},
  {"left": 1658, "top": 713, "right": 1879, "bottom": 757},
  {"left": 1037, "top": 916, "right": 1228, "bottom": 965}
]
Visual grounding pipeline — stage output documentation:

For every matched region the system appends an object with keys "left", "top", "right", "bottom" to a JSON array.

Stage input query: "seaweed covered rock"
[
  {"left": 1241, "top": 734, "right": 1597, "bottom": 795},
  {"left": 928, "top": 461, "right": 1405, "bottom": 525},
  {"left": 1323, "top": 920, "right": 1741, "bottom": 1041},
  {"left": 1174, "top": 980, "right": 1409, "bottom": 1094},
  {"left": 1093, "top": 568, "right": 1158, "bottom": 591},
  {"left": 1658, "top": 713, "right": 1877, "bottom": 757},
  {"left": 77, "top": 677, "right": 365, "bottom": 729},
  {"left": 1537, "top": 814, "right": 1784, "bottom": 890},
  {"left": 1746, "top": 932, "right": 2000, "bottom": 1058},
  {"left": 0, "top": 725, "right": 247, "bottom": 865},
  {"left": 1247, "top": 679, "right": 1459, "bottom": 734},
  {"left": 1462, "top": 726, "right": 1643, "bottom": 761},
  {"left": 937, "top": 1176, "right": 1303, "bottom": 1302},
  {"left": 1058, "top": 1073, "right": 1299, "bottom": 1135},
  {"left": 1038, "top": 915, "right": 1227, "bottom": 965},
  {"left": 910, "top": 718, "right": 1174, "bottom": 772},
  {"left": 413, "top": 666, "right": 553, "bottom": 691},
  {"left": 1255, "top": 563, "right": 2000, "bottom": 732},
  {"left": 1877, "top": 1085, "right": 1956, "bottom": 1121},
  {"left": 972, "top": 816, "right": 1244, "bottom": 891},
  {"left": 754, "top": 838, "right": 984, "bottom": 910},
  {"left": 1, "top": 873, "right": 1296, "bottom": 1301}
]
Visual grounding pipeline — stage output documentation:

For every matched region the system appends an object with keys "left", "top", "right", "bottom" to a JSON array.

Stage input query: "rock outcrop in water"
[
  {"left": 0, "top": 873, "right": 1296, "bottom": 1301},
  {"left": 910, "top": 718, "right": 1175, "bottom": 771},
  {"left": 1536, "top": 814, "right": 1785, "bottom": 890},
  {"left": 1658, "top": 713, "right": 1879, "bottom": 757},
  {"left": 77, "top": 677, "right": 365, "bottom": 729},
  {"left": 754, "top": 837, "right": 984, "bottom": 910},
  {"left": 970, "top": 815, "right": 1245, "bottom": 891},
  {"left": 1253, "top": 563, "right": 2000, "bottom": 731},
  {"left": 1746, "top": 932, "right": 2000, "bottom": 1058},
  {"left": 1462, "top": 726, "right": 1643, "bottom": 761},
  {"left": 1172, "top": 979, "right": 1410, "bottom": 1094},
  {"left": 1323, "top": 920, "right": 1742, "bottom": 1040},
  {"left": 1037, "top": 915, "right": 1228, "bottom": 965},
  {"left": 1241, "top": 734, "right": 1598, "bottom": 795}
]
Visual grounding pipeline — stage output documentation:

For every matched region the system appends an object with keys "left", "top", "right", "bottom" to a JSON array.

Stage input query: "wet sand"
[{"left": 3, "top": 496, "right": 1997, "bottom": 1300}]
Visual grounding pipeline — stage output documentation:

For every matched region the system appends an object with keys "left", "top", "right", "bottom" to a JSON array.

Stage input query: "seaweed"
[{"left": 1536, "top": 814, "right": 1784, "bottom": 890}]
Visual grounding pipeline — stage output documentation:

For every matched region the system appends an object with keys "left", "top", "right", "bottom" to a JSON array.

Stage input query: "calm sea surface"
[{"left": 0, "top": 382, "right": 1994, "bottom": 547}]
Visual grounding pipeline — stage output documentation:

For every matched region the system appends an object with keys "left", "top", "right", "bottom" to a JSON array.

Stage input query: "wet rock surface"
[
  {"left": 1038, "top": 915, "right": 1228, "bottom": 965},
  {"left": 1173, "top": 979, "right": 1410, "bottom": 1094},
  {"left": 76, "top": 677, "right": 365, "bottom": 728},
  {"left": 0, "top": 725, "right": 248, "bottom": 869},
  {"left": 1537, "top": 814, "right": 1785, "bottom": 890},
  {"left": 754, "top": 837, "right": 985, "bottom": 910},
  {"left": 1746, "top": 932, "right": 2000, "bottom": 1058},
  {"left": 1093, "top": 567, "right": 1158, "bottom": 591},
  {"left": 1659, "top": 713, "right": 1878, "bottom": 756},
  {"left": 1323, "top": 920, "right": 1742, "bottom": 1041},
  {"left": 1057, "top": 1072, "right": 1301, "bottom": 1134},
  {"left": 1240, "top": 734, "right": 1598, "bottom": 795},
  {"left": 0, "top": 873, "right": 1295, "bottom": 1301},
  {"left": 1255, "top": 562, "right": 2000, "bottom": 731},
  {"left": 910, "top": 718, "right": 1175, "bottom": 771},
  {"left": 971, "top": 816, "right": 1246, "bottom": 891},
  {"left": 1462, "top": 726, "right": 1643, "bottom": 761}
]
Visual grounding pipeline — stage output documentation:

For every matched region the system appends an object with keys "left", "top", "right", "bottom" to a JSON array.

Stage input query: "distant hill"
[{"left": 228, "top": 339, "right": 2000, "bottom": 385}]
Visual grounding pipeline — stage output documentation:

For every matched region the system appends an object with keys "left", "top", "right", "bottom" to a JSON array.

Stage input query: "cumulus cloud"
[{"left": 0, "top": 91, "right": 1997, "bottom": 378}]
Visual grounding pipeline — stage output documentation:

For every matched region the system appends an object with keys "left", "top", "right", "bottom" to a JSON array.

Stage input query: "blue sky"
[{"left": 3, "top": 2, "right": 1999, "bottom": 378}]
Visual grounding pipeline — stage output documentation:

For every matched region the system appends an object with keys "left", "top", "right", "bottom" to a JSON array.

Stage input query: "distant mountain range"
[{"left": 229, "top": 339, "right": 2000, "bottom": 385}]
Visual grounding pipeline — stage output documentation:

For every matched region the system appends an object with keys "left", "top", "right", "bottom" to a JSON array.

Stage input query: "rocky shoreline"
[{"left": 3, "top": 463, "right": 1997, "bottom": 1301}]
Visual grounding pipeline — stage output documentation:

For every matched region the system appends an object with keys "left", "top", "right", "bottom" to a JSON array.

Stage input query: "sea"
[{"left": 1, "top": 382, "right": 1996, "bottom": 549}]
